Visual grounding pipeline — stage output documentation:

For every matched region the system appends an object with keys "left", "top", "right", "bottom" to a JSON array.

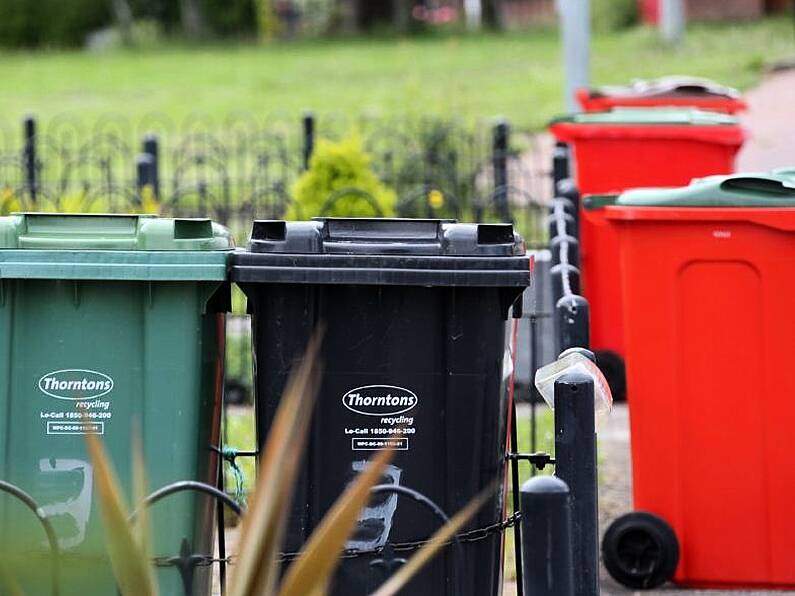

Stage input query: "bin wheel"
[
  {"left": 595, "top": 350, "right": 626, "bottom": 403},
  {"left": 602, "top": 511, "right": 679, "bottom": 590}
]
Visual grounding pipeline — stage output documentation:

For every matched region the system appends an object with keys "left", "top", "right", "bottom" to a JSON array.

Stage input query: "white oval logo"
[
  {"left": 38, "top": 369, "right": 114, "bottom": 401},
  {"left": 342, "top": 385, "right": 418, "bottom": 416}
]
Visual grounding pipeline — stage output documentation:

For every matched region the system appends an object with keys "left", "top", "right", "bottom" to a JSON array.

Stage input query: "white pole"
[
  {"left": 660, "top": 0, "right": 685, "bottom": 44},
  {"left": 557, "top": 0, "right": 591, "bottom": 112},
  {"left": 464, "top": 0, "right": 482, "bottom": 30}
]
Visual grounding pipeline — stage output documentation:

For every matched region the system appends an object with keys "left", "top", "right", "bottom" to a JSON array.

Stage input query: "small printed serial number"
[{"left": 352, "top": 438, "right": 409, "bottom": 451}]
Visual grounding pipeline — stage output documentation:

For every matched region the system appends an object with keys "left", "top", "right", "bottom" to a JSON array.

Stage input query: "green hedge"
[
  {"left": 0, "top": 0, "right": 256, "bottom": 47},
  {"left": 0, "top": 0, "right": 110, "bottom": 47}
]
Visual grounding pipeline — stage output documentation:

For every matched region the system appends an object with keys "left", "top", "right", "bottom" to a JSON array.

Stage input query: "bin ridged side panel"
[
  {"left": 618, "top": 215, "right": 795, "bottom": 589},
  {"left": 676, "top": 261, "right": 768, "bottom": 583},
  {"left": 0, "top": 279, "right": 223, "bottom": 595},
  {"left": 246, "top": 282, "right": 518, "bottom": 596},
  {"left": 0, "top": 280, "right": 13, "bottom": 533},
  {"left": 142, "top": 281, "right": 223, "bottom": 594}
]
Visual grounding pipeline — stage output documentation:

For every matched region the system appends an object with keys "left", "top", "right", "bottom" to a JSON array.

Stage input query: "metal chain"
[
  {"left": 153, "top": 555, "right": 234, "bottom": 568},
  {"left": 276, "top": 512, "right": 522, "bottom": 563},
  {"left": 151, "top": 513, "right": 522, "bottom": 568}
]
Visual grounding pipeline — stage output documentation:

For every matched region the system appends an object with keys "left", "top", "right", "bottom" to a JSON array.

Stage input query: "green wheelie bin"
[{"left": 0, "top": 213, "right": 233, "bottom": 595}]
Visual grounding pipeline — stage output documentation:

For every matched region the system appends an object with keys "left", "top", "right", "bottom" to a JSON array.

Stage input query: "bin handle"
[
  {"left": 719, "top": 177, "right": 795, "bottom": 197},
  {"left": 17, "top": 213, "right": 144, "bottom": 249},
  {"left": 583, "top": 194, "right": 619, "bottom": 210}
]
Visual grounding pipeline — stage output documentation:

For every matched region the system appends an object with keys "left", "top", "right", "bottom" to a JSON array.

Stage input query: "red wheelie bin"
[
  {"left": 576, "top": 76, "right": 747, "bottom": 114},
  {"left": 592, "top": 173, "right": 795, "bottom": 590},
  {"left": 549, "top": 108, "right": 746, "bottom": 398}
]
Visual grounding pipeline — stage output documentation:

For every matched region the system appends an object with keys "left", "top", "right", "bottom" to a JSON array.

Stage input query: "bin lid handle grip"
[{"left": 719, "top": 177, "right": 795, "bottom": 197}]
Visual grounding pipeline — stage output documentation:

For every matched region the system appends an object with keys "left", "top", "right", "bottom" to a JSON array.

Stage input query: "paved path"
[{"left": 736, "top": 69, "right": 795, "bottom": 172}]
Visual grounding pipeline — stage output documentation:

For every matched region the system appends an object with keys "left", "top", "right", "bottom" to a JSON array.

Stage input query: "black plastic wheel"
[
  {"left": 595, "top": 350, "right": 627, "bottom": 403},
  {"left": 602, "top": 511, "right": 679, "bottom": 590}
]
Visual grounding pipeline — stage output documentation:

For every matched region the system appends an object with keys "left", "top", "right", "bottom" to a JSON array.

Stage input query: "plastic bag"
[{"left": 534, "top": 350, "right": 613, "bottom": 423}]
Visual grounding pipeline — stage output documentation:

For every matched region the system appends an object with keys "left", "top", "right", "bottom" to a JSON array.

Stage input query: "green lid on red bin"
[
  {"left": 550, "top": 107, "right": 738, "bottom": 127},
  {"left": 604, "top": 174, "right": 795, "bottom": 208}
]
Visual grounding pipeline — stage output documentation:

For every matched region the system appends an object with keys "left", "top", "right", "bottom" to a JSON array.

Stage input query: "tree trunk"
[
  {"left": 393, "top": 0, "right": 413, "bottom": 33},
  {"left": 481, "top": 0, "right": 504, "bottom": 30},
  {"left": 179, "top": 0, "right": 205, "bottom": 38}
]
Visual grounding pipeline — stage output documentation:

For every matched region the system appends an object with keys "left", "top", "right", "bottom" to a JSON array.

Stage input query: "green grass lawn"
[{"left": 0, "top": 18, "right": 792, "bottom": 132}]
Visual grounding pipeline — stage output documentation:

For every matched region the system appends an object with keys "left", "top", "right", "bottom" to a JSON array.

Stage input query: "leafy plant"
[
  {"left": 287, "top": 135, "right": 397, "bottom": 220},
  {"left": 85, "top": 432, "right": 157, "bottom": 595},
  {"left": 0, "top": 188, "right": 22, "bottom": 216}
]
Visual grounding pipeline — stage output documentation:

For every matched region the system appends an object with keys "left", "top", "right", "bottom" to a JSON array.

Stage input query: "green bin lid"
[
  {"left": 592, "top": 174, "right": 795, "bottom": 208},
  {"left": 551, "top": 107, "right": 738, "bottom": 126},
  {"left": 0, "top": 213, "right": 234, "bottom": 280},
  {"left": 772, "top": 167, "right": 795, "bottom": 179}
]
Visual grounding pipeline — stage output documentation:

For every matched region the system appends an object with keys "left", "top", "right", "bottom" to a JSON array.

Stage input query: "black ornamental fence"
[{"left": 0, "top": 112, "right": 551, "bottom": 246}]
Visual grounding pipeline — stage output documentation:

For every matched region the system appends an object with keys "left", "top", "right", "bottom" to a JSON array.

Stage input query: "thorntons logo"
[
  {"left": 342, "top": 385, "right": 418, "bottom": 416},
  {"left": 39, "top": 369, "right": 114, "bottom": 401}
]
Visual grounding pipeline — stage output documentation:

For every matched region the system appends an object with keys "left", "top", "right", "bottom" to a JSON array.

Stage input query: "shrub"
[
  {"left": 287, "top": 135, "right": 397, "bottom": 220},
  {"left": 0, "top": 0, "right": 111, "bottom": 47},
  {"left": 0, "top": 187, "right": 22, "bottom": 216},
  {"left": 0, "top": 0, "right": 256, "bottom": 47}
]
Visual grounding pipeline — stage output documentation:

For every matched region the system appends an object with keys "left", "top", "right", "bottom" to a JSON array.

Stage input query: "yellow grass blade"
[
  {"left": 85, "top": 434, "right": 158, "bottom": 596},
  {"left": 229, "top": 333, "right": 323, "bottom": 596},
  {"left": 278, "top": 446, "right": 395, "bottom": 596},
  {"left": 0, "top": 563, "right": 26, "bottom": 596},
  {"left": 131, "top": 428, "right": 153, "bottom": 570},
  {"left": 369, "top": 484, "right": 495, "bottom": 596}
]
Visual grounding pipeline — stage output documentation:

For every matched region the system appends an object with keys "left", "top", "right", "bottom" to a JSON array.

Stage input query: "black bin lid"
[{"left": 229, "top": 218, "right": 531, "bottom": 287}]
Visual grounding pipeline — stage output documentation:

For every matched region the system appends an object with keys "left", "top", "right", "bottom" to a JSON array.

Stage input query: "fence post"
[
  {"left": 550, "top": 235, "right": 579, "bottom": 268},
  {"left": 492, "top": 119, "right": 511, "bottom": 222},
  {"left": 556, "top": 179, "right": 581, "bottom": 229},
  {"left": 554, "top": 371, "right": 599, "bottom": 596},
  {"left": 142, "top": 134, "right": 160, "bottom": 200},
  {"left": 550, "top": 264, "right": 580, "bottom": 304},
  {"left": 549, "top": 210, "right": 577, "bottom": 240},
  {"left": 552, "top": 141, "right": 570, "bottom": 189},
  {"left": 302, "top": 111, "right": 315, "bottom": 170},
  {"left": 520, "top": 475, "right": 575, "bottom": 596},
  {"left": 136, "top": 153, "right": 156, "bottom": 204},
  {"left": 556, "top": 294, "right": 589, "bottom": 352},
  {"left": 23, "top": 115, "right": 37, "bottom": 205}
]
